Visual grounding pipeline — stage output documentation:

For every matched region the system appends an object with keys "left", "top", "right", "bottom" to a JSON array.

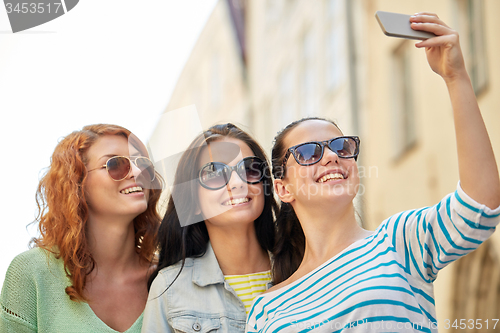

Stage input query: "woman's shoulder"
[
  {"left": 148, "top": 258, "right": 196, "bottom": 297},
  {"left": 6, "top": 248, "right": 63, "bottom": 287},
  {"left": 3, "top": 247, "right": 68, "bottom": 292},
  {"left": 7, "top": 247, "right": 58, "bottom": 274},
  {"left": 260, "top": 272, "right": 301, "bottom": 298},
  {"left": 1, "top": 248, "right": 65, "bottom": 324},
  {"left": 158, "top": 257, "right": 195, "bottom": 274},
  {"left": 264, "top": 280, "right": 288, "bottom": 294},
  {"left": 152, "top": 247, "right": 217, "bottom": 291}
]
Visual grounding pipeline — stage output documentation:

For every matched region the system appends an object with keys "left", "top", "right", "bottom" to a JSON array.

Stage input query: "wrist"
[{"left": 443, "top": 69, "right": 470, "bottom": 86}]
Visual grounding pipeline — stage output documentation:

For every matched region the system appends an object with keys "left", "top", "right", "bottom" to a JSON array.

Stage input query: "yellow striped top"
[{"left": 224, "top": 271, "right": 271, "bottom": 315}]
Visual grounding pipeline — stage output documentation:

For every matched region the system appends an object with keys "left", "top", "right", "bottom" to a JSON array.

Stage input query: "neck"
[
  {"left": 293, "top": 200, "right": 370, "bottom": 266},
  {"left": 86, "top": 215, "right": 142, "bottom": 277},
  {"left": 206, "top": 223, "right": 270, "bottom": 275}
]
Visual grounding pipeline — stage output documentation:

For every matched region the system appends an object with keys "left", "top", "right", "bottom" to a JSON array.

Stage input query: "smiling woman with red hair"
[{"left": 0, "top": 124, "right": 163, "bottom": 333}]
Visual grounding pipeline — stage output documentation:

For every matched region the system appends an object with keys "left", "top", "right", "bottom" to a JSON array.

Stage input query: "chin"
[
  {"left": 132, "top": 203, "right": 149, "bottom": 216},
  {"left": 306, "top": 187, "right": 356, "bottom": 206}
]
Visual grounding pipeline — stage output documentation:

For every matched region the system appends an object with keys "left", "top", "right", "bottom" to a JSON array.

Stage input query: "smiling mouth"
[
  {"left": 120, "top": 186, "right": 143, "bottom": 194},
  {"left": 223, "top": 197, "right": 250, "bottom": 206},
  {"left": 317, "top": 173, "right": 345, "bottom": 183}
]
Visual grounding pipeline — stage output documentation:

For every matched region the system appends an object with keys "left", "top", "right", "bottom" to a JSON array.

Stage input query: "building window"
[
  {"left": 454, "top": 0, "right": 488, "bottom": 95},
  {"left": 392, "top": 41, "right": 416, "bottom": 158}
]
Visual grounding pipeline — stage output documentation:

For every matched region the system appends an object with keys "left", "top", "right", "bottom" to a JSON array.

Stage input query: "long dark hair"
[
  {"left": 148, "top": 123, "right": 277, "bottom": 290},
  {"left": 271, "top": 117, "right": 342, "bottom": 284}
]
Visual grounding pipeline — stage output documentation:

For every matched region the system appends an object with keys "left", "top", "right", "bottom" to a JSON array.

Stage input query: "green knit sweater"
[{"left": 0, "top": 248, "right": 143, "bottom": 333}]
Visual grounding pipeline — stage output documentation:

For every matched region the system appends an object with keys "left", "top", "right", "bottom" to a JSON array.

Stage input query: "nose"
[
  {"left": 321, "top": 146, "right": 340, "bottom": 166},
  {"left": 226, "top": 170, "right": 246, "bottom": 190},
  {"left": 128, "top": 160, "right": 143, "bottom": 179}
]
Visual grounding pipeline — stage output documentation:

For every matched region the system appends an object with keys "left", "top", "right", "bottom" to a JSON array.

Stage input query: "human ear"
[{"left": 274, "top": 178, "right": 295, "bottom": 203}]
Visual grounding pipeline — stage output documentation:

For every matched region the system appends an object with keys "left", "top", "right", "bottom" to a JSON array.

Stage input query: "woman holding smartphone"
[
  {"left": 246, "top": 13, "right": 500, "bottom": 333},
  {"left": 142, "top": 123, "right": 277, "bottom": 333},
  {"left": 0, "top": 124, "right": 162, "bottom": 333}
]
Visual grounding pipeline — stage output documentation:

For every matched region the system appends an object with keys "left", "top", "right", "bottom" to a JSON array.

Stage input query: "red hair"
[{"left": 32, "top": 124, "right": 162, "bottom": 302}]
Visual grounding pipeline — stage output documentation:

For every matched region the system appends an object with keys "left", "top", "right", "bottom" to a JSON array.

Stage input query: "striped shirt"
[
  {"left": 225, "top": 271, "right": 272, "bottom": 314},
  {"left": 246, "top": 184, "right": 500, "bottom": 333}
]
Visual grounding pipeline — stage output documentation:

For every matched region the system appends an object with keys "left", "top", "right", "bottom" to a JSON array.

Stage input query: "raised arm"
[{"left": 410, "top": 13, "right": 500, "bottom": 209}]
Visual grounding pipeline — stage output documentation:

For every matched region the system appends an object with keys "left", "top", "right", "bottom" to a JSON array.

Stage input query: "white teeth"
[
  {"left": 120, "top": 186, "right": 143, "bottom": 194},
  {"left": 317, "top": 173, "right": 344, "bottom": 183},
  {"left": 224, "top": 197, "right": 250, "bottom": 206}
]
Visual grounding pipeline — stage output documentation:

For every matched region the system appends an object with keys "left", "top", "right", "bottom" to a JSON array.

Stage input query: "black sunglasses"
[
  {"left": 198, "top": 156, "right": 266, "bottom": 190},
  {"left": 280, "top": 136, "right": 360, "bottom": 178}
]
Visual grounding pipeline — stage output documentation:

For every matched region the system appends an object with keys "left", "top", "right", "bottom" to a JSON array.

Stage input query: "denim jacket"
[{"left": 142, "top": 243, "right": 271, "bottom": 333}]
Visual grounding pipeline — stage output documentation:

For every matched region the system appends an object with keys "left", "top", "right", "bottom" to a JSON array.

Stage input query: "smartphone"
[{"left": 375, "top": 11, "right": 436, "bottom": 40}]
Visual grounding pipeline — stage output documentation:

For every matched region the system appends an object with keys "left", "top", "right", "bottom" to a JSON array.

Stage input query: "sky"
[{"left": 0, "top": 0, "right": 218, "bottom": 287}]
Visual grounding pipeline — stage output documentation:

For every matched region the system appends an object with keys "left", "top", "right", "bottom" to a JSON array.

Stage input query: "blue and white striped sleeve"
[{"left": 385, "top": 181, "right": 500, "bottom": 283}]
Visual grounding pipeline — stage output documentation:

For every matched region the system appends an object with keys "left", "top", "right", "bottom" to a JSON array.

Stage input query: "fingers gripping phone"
[{"left": 375, "top": 11, "right": 436, "bottom": 40}]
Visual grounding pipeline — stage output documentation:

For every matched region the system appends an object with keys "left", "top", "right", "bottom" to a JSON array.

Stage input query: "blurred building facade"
[
  {"left": 246, "top": 0, "right": 365, "bottom": 153},
  {"left": 161, "top": 0, "right": 500, "bottom": 329},
  {"left": 163, "top": 0, "right": 251, "bottom": 130}
]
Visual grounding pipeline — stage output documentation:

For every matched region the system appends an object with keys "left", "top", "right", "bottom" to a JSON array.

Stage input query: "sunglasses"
[
  {"left": 199, "top": 156, "right": 266, "bottom": 190},
  {"left": 87, "top": 156, "right": 156, "bottom": 182},
  {"left": 281, "top": 136, "right": 360, "bottom": 178}
]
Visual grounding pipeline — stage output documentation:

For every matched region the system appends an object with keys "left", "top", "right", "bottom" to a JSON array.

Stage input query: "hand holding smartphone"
[{"left": 375, "top": 11, "right": 436, "bottom": 40}]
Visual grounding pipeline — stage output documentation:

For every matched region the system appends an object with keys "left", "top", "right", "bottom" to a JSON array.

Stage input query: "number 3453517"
[
  {"left": 5, "top": 3, "right": 62, "bottom": 14},
  {"left": 444, "top": 319, "right": 499, "bottom": 330}
]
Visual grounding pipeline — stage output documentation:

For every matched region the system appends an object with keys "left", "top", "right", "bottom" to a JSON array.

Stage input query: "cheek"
[
  {"left": 197, "top": 187, "right": 223, "bottom": 215},
  {"left": 83, "top": 180, "right": 99, "bottom": 206},
  {"left": 197, "top": 188, "right": 208, "bottom": 214},
  {"left": 251, "top": 182, "right": 264, "bottom": 196},
  {"left": 285, "top": 165, "right": 315, "bottom": 193},
  {"left": 350, "top": 164, "right": 360, "bottom": 183},
  {"left": 84, "top": 184, "right": 113, "bottom": 212},
  {"left": 251, "top": 183, "right": 265, "bottom": 209}
]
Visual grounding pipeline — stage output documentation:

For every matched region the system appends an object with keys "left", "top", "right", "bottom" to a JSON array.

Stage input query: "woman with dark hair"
[
  {"left": 0, "top": 124, "right": 163, "bottom": 333},
  {"left": 142, "top": 123, "right": 277, "bottom": 333},
  {"left": 246, "top": 13, "right": 500, "bottom": 332}
]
